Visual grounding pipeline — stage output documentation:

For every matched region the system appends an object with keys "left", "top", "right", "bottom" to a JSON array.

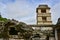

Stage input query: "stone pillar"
[
  {"left": 55, "top": 29, "right": 58, "bottom": 40},
  {"left": 49, "top": 37, "right": 55, "bottom": 40}
]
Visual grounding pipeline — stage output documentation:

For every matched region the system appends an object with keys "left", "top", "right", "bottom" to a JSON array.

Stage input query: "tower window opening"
[
  {"left": 42, "top": 17, "right": 46, "bottom": 21},
  {"left": 41, "top": 9, "right": 46, "bottom": 13}
]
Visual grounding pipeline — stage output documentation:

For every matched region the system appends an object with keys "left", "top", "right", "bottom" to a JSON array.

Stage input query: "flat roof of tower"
[{"left": 37, "top": 5, "right": 50, "bottom": 9}]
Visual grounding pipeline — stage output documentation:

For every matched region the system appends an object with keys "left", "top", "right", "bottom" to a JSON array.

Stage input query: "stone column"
[{"left": 55, "top": 29, "right": 58, "bottom": 40}]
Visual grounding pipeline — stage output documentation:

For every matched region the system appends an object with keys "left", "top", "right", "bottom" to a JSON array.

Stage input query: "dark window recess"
[
  {"left": 42, "top": 17, "right": 46, "bottom": 21},
  {"left": 9, "top": 27, "right": 18, "bottom": 35},
  {"left": 41, "top": 9, "right": 46, "bottom": 13}
]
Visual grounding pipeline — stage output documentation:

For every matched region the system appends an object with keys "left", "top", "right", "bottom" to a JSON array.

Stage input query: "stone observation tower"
[{"left": 36, "top": 5, "right": 52, "bottom": 25}]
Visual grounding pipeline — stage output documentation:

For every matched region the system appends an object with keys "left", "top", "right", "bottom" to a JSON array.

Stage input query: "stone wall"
[{"left": 0, "top": 38, "right": 24, "bottom": 40}]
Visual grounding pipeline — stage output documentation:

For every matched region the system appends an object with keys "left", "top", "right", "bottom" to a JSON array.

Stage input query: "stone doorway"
[{"left": 9, "top": 27, "right": 18, "bottom": 35}]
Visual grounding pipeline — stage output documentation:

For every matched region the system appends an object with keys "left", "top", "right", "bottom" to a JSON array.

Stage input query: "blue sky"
[{"left": 0, "top": 0, "right": 60, "bottom": 24}]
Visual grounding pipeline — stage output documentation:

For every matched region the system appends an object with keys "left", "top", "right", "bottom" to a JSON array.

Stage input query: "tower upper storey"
[
  {"left": 36, "top": 5, "right": 52, "bottom": 25},
  {"left": 36, "top": 5, "right": 50, "bottom": 14}
]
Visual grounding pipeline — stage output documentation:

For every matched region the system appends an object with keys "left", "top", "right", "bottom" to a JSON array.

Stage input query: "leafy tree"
[{"left": 0, "top": 16, "right": 7, "bottom": 22}]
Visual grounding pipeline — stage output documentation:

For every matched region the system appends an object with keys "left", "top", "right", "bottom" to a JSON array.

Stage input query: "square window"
[
  {"left": 41, "top": 9, "right": 46, "bottom": 13},
  {"left": 42, "top": 17, "right": 46, "bottom": 21}
]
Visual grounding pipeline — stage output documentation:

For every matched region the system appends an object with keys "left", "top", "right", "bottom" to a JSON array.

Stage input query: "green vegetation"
[
  {"left": 0, "top": 16, "right": 7, "bottom": 22},
  {"left": 0, "top": 18, "right": 7, "bottom": 22}
]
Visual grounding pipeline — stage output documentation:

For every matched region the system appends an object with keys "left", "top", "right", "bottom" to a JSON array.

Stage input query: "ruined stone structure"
[
  {"left": 30, "top": 5, "right": 54, "bottom": 40},
  {"left": 0, "top": 5, "right": 60, "bottom": 40},
  {"left": 0, "top": 21, "right": 4, "bottom": 34},
  {"left": 55, "top": 18, "right": 60, "bottom": 40}
]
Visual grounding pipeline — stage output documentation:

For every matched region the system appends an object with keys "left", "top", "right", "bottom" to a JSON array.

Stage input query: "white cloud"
[
  {"left": 0, "top": 2, "right": 7, "bottom": 18},
  {"left": 1, "top": 0, "right": 60, "bottom": 24},
  {"left": 3, "top": 0, "right": 36, "bottom": 24},
  {"left": 0, "top": 3, "right": 5, "bottom": 12},
  {"left": 20, "top": 16, "right": 36, "bottom": 25},
  {"left": 51, "top": 3, "right": 60, "bottom": 24}
]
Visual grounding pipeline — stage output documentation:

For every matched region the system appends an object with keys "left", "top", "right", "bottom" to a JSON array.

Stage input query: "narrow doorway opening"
[{"left": 9, "top": 27, "right": 18, "bottom": 35}]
